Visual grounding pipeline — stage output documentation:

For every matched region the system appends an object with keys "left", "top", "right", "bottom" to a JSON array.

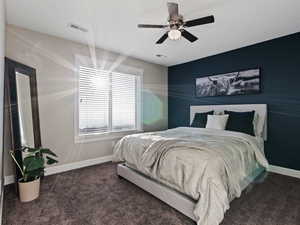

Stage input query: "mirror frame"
[{"left": 5, "top": 58, "right": 41, "bottom": 180}]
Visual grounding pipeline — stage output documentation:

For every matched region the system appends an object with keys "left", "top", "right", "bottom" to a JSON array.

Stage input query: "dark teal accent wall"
[{"left": 168, "top": 32, "right": 300, "bottom": 170}]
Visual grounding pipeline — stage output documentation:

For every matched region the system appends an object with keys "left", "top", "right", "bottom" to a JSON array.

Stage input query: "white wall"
[{"left": 5, "top": 25, "right": 168, "bottom": 176}]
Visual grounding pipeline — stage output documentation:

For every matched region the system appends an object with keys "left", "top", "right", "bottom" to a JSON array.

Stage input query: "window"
[{"left": 76, "top": 65, "right": 142, "bottom": 140}]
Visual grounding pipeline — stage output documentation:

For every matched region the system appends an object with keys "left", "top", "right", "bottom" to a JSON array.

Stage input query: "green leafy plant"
[{"left": 10, "top": 147, "right": 58, "bottom": 182}]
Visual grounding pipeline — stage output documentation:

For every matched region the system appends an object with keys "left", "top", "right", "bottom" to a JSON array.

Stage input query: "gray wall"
[
  {"left": 4, "top": 25, "right": 168, "bottom": 176},
  {"left": 0, "top": 0, "right": 5, "bottom": 215}
]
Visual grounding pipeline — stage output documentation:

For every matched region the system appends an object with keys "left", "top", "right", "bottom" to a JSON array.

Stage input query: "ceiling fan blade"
[
  {"left": 138, "top": 24, "right": 167, "bottom": 28},
  {"left": 156, "top": 32, "right": 169, "bottom": 44},
  {"left": 181, "top": 29, "right": 198, "bottom": 42},
  {"left": 184, "top": 16, "right": 215, "bottom": 27},
  {"left": 167, "top": 2, "right": 179, "bottom": 17}
]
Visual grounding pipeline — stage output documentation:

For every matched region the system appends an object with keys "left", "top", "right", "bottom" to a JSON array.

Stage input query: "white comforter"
[{"left": 113, "top": 127, "right": 269, "bottom": 225}]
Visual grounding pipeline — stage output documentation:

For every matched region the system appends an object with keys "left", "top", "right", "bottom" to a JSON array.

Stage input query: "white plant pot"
[{"left": 18, "top": 178, "right": 40, "bottom": 202}]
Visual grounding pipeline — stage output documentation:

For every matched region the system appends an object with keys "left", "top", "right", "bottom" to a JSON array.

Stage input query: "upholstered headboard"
[{"left": 190, "top": 104, "right": 267, "bottom": 140}]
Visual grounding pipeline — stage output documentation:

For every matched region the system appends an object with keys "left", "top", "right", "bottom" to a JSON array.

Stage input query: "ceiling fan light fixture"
[
  {"left": 137, "top": 2, "right": 214, "bottom": 44},
  {"left": 168, "top": 29, "right": 181, "bottom": 40}
]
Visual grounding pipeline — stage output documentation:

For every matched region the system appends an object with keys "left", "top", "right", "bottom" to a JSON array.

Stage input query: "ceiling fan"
[{"left": 138, "top": 2, "right": 215, "bottom": 44}]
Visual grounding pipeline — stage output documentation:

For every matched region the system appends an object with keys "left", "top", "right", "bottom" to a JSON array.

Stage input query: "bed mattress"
[{"left": 113, "top": 127, "right": 269, "bottom": 225}]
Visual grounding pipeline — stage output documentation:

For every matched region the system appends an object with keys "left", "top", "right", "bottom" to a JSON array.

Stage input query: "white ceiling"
[{"left": 5, "top": 0, "right": 300, "bottom": 66}]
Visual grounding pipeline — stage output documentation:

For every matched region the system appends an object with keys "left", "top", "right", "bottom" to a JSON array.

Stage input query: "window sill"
[{"left": 74, "top": 129, "right": 144, "bottom": 144}]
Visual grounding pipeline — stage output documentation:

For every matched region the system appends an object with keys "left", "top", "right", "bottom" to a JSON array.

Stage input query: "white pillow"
[{"left": 206, "top": 115, "right": 229, "bottom": 130}]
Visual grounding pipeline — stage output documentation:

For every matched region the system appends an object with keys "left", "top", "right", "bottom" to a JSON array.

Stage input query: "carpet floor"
[{"left": 3, "top": 163, "right": 300, "bottom": 225}]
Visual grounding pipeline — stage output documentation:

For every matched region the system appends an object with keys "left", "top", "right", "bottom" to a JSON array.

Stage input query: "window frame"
[{"left": 74, "top": 55, "right": 143, "bottom": 143}]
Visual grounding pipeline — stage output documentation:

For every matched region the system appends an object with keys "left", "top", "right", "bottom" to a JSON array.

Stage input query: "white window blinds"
[
  {"left": 112, "top": 72, "right": 136, "bottom": 131},
  {"left": 78, "top": 66, "right": 140, "bottom": 135}
]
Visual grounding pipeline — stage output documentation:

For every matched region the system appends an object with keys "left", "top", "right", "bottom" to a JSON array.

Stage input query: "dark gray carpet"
[{"left": 3, "top": 163, "right": 300, "bottom": 225}]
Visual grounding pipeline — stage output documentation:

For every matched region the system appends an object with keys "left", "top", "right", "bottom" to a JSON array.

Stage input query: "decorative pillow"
[
  {"left": 225, "top": 110, "right": 255, "bottom": 136},
  {"left": 191, "top": 111, "right": 214, "bottom": 128},
  {"left": 206, "top": 115, "right": 229, "bottom": 130}
]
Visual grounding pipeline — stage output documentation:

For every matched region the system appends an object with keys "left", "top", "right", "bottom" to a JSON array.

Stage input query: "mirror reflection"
[{"left": 16, "top": 72, "right": 35, "bottom": 148}]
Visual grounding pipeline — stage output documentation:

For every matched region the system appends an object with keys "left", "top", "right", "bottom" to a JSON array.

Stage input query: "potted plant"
[{"left": 10, "top": 146, "right": 58, "bottom": 202}]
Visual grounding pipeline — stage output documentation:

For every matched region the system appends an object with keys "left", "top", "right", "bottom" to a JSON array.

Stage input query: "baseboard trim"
[
  {"left": 4, "top": 155, "right": 113, "bottom": 185},
  {"left": 5, "top": 160, "right": 299, "bottom": 185},
  {"left": 45, "top": 155, "right": 113, "bottom": 176},
  {"left": 268, "top": 165, "right": 300, "bottom": 179}
]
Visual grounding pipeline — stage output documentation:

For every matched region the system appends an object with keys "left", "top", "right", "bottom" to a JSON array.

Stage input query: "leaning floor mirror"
[{"left": 5, "top": 58, "right": 41, "bottom": 186}]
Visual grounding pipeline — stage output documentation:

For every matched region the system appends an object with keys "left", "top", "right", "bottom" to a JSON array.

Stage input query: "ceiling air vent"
[{"left": 68, "top": 23, "right": 88, "bottom": 33}]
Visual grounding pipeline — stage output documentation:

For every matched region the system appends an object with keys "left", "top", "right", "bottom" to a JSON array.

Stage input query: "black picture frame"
[{"left": 195, "top": 68, "right": 261, "bottom": 97}]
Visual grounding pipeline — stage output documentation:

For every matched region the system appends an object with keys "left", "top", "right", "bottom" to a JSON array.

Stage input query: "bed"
[{"left": 113, "top": 104, "right": 269, "bottom": 225}]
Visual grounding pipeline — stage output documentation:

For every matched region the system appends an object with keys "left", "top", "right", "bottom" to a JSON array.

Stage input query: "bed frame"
[
  {"left": 117, "top": 164, "right": 265, "bottom": 221},
  {"left": 117, "top": 104, "right": 267, "bottom": 221}
]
